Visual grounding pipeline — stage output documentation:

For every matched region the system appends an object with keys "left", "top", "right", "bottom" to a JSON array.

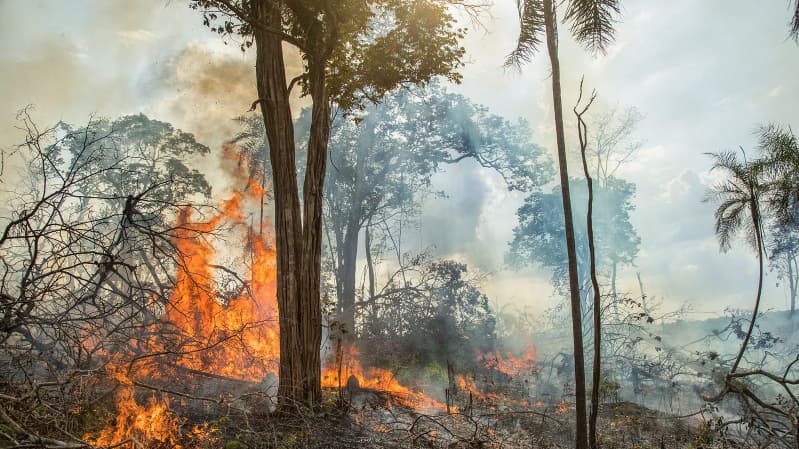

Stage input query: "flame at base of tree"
[{"left": 85, "top": 143, "right": 543, "bottom": 448}]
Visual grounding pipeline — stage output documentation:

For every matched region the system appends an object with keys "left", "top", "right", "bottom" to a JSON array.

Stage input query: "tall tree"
[
  {"left": 752, "top": 124, "right": 799, "bottom": 318},
  {"left": 506, "top": 1, "right": 621, "bottom": 446},
  {"left": 705, "top": 149, "right": 766, "bottom": 373},
  {"left": 190, "top": 0, "right": 469, "bottom": 405},
  {"left": 304, "top": 84, "right": 552, "bottom": 335}
]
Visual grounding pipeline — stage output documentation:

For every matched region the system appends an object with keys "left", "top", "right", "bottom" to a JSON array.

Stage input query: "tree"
[
  {"left": 506, "top": 0, "right": 622, "bottom": 446},
  {"left": 705, "top": 149, "right": 766, "bottom": 373},
  {"left": 190, "top": 0, "right": 471, "bottom": 405},
  {"left": 583, "top": 104, "right": 643, "bottom": 304},
  {"left": 508, "top": 178, "right": 639, "bottom": 306},
  {"left": 753, "top": 124, "right": 799, "bottom": 227},
  {"left": 573, "top": 82, "right": 604, "bottom": 449},
  {"left": 304, "top": 83, "right": 552, "bottom": 335},
  {"left": 792, "top": 0, "right": 799, "bottom": 41},
  {"left": 359, "top": 258, "right": 496, "bottom": 373},
  {"left": 768, "top": 223, "right": 799, "bottom": 316},
  {"left": 749, "top": 124, "right": 799, "bottom": 318}
]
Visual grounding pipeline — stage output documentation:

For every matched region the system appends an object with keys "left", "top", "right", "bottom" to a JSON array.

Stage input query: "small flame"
[
  {"left": 479, "top": 348, "right": 537, "bottom": 377},
  {"left": 322, "top": 344, "right": 447, "bottom": 412}
]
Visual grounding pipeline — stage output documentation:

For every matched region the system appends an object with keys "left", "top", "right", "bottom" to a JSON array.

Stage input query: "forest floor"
[{"left": 207, "top": 388, "right": 743, "bottom": 449}]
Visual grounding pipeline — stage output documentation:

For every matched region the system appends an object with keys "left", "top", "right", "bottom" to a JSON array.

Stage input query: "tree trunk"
[
  {"left": 297, "top": 59, "right": 329, "bottom": 405},
  {"left": 253, "top": 0, "right": 325, "bottom": 406},
  {"left": 337, "top": 215, "right": 360, "bottom": 334},
  {"left": 365, "top": 223, "right": 377, "bottom": 325},
  {"left": 730, "top": 194, "right": 763, "bottom": 374},
  {"left": 543, "top": 1, "right": 588, "bottom": 448},
  {"left": 575, "top": 85, "right": 601, "bottom": 449},
  {"left": 788, "top": 253, "right": 796, "bottom": 318}
]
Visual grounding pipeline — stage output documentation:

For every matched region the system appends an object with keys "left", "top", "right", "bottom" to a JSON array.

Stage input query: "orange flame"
[
  {"left": 322, "top": 344, "right": 447, "bottom": 412},
  {"left": 479, "top": 348, "right": 537, "bottom": 377},
  {"left": 87, "top": 388, "right": 182, "bottom": 448},
  {"left": 88, "top": 143, "right": 279, "bottom": 447}
]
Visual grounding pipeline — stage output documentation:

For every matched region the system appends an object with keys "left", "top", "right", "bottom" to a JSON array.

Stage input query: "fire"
[
  {"left": 164, "top": 203, "right": 279, "bottom": 381},
  {"left": 479, "top": 348, "right": 537, "bottom": 378},
  {"left": 87, "top": 143, "right": 279, "bottom": 447},
  {"left": 322, "top": 344, "right": 447, "bottom": 412},
  {"left": 87, "top": 387, "right": 182, "bottom": 448}
]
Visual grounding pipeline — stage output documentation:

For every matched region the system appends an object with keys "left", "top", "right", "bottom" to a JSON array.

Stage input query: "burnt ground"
[{"left": 199, "top": 389, "right": 746, "bottom": 449}]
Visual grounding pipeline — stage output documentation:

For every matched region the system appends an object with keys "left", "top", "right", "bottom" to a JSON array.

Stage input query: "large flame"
[
  {"left": 87, "top": 143, "right": 542, "bottom": 447},
  {"left": 87, "top": 144, "right": 279, "bottom": 447}
]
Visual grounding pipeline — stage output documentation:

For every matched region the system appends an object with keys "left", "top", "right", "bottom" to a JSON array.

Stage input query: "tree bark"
[
  {"left": 543, "top": 1, "right": 588, "bottom": 448},
  {"left": 253, "top": 0, "right": 326, "bottom": 406},
  {"left": 337, "top": 214, "right": 360, "bottom": 334}
]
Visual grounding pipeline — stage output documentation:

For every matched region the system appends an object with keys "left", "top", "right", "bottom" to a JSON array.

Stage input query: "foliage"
[
  {"left": 190, "top": 0, "right": 469, "bottom": 111},
  {"left": 360, "top": 258, "right": 496, "bottom": 372},
  {"left": 508, "top": 177, "right": 639, "bottom": 298},
  {"left": 506, "top": 0, "right": 621, "bottom": 67},
  {"left": 752, "top": 124, "right": 799, "bottom": 227}
]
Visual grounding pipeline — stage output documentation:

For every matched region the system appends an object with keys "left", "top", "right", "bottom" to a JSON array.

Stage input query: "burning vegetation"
[
  {"left": 2, "top": 3, "right": 799, "bottom": 443},
  {"left": 1, "top": 100, "right": 798, "bottom": 449}
]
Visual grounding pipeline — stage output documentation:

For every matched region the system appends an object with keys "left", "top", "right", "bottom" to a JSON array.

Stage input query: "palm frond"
[
  {"left": 563, "top": 0, "right": 620, "bottom": 54},
  {"left": 714, "top": 199, "right": 746, "bottom": 252},
  {"left": 706, "top": 150, "right": 763, "bottom": 253},
  {"left": 505, "top": 0, "right": 546, "bottom": 68},
  {"left": 792, "top": 0, "right": 799, "bottom": 41}
]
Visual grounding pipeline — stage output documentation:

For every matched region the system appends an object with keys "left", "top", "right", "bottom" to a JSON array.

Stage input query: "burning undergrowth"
[
  {"left": 1, "top": 134, "right": 713, "bottom": 449},
  {"left": 80, "top": 142, "right": 538, "bottom": 449}
]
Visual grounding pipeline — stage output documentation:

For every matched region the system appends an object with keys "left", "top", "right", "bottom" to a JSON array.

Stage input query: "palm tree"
[
  {"left": 506, "top": 1, "right": 620, "bottom": 448},
  {"left": 705, "top": 149, "right": 765, "bottom": 374}
]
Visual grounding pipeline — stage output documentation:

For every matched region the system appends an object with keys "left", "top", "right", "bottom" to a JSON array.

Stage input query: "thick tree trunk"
[
  {"left": 297, "top": 61, "right": 329, "bottom": 405},
  {"left": 253, "top": 0, "right": 326, "bottom": 406},
  {"left": 543, "top": 1, "right": 588, "bottom": 448}
]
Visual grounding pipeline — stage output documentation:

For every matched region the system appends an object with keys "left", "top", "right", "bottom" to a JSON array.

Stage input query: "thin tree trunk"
[
  {"left": 575, "top": 82, "right": 601, "bottom": 449},
  {"left": 611, "top": 259, "right": 618, "bottom": 317},
  {"left": 365, "top": 222, "right": 377, "bottom": 327},
  {"left": 789, "top": 253, "right": 796, "bottom": 317},
  {"left": 365, "top": 223, "right": 376, "bottom": 300},
  {"left": 730, "top": 195, "right": 763, "bottom": 374},
  {"left": 636, "top": 271, "right": 651, "bottom": 316},
  {"left": 543, "top": 1, "right": 587, "bottom": 448}
]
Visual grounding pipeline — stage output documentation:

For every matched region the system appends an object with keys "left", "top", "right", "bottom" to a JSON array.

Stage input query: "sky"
[{"left": 1, "top": 0, "right": 798, "bottom": 319}]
